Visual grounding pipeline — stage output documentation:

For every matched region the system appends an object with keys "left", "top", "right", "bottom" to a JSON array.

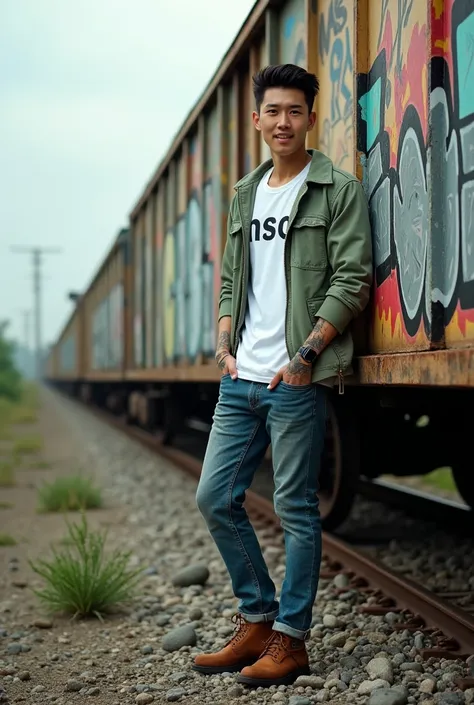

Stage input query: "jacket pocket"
[
  {"left": 290, "top": 216, "right": 328, "bottom": 270},
  {"left": 306, "top": 295, "right": 326, "bottom": 325},
  {"left": 229, "top": 220, "right": 243, "bottom": 271}
]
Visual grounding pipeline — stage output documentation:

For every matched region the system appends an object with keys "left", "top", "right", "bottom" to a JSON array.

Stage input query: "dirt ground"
[{"left": 0, "top": 391, "right": 136, "bottom": 705}]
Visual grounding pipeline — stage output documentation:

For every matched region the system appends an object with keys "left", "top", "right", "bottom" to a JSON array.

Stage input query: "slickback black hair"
[{"left": 252, "top": 64, "right": 320, "bottom": 113}]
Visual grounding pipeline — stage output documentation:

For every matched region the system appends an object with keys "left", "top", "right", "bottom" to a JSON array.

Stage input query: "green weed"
[
  {"left": 423, "top": 467, "right": 457, "bottom": 493},
  {"left": 30, "top": 460, "right": 52, "bottom": 470},
  {"left": 37, "top": 475, "right": 102, "bottom": 513},
  {"left": 0, "top": 533, "right": 16, "bottom": 546},
  {"left": 0, "top": 461, "right": 15, "bottom": 486},
  {"left": 13, "top": 435, "right": 42, "bottom": 456},
  {"left": 29, "top": 513, "right": 143, "bottom": 619}
]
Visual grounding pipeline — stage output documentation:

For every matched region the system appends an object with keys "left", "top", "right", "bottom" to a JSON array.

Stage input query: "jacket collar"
[{"left": 233, "top": 148, "right": 334, "bottom": 190}]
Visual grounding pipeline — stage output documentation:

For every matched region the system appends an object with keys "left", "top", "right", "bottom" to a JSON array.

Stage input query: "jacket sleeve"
[
  {"left": 218, "top": 196, "right": 237, "bottom": 321},
  {"left": 317, "top": 179, "right": 373, "bottom": 334}
]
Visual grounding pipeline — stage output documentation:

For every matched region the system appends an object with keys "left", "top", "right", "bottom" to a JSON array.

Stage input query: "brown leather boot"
[
  {"left": 236, "top": 630, "right": 310, "bottom": 686},
  {"left": 192, "top": 614, "right": 274, "bottom": 675}
]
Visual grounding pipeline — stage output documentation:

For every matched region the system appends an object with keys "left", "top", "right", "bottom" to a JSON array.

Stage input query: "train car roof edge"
[
  {"left": 51, "top": 227, "right": 129, "bottom": 349},
  {"left": 128, "top": 0, "right": 279, "bottom": 221}
]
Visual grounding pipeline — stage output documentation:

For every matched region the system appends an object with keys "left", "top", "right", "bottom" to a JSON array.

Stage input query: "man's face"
[{"left": 253, "top": 87, "right": 315, "bottom": 156}]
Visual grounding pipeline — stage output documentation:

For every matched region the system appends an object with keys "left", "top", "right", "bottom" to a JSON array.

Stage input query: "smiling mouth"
[{"left": 274, "top": 134, "right": 293, "bottom": 141}]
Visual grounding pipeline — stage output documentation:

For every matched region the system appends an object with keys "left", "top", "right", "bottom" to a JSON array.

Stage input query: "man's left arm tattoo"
[{"left": 304, "top": 318, "right": 338, "bottom": 356}]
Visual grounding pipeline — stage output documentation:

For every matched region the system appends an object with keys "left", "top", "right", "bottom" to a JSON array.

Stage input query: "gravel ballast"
[{"left": 0, "top": 388, "right": 471, "bottom": 705}]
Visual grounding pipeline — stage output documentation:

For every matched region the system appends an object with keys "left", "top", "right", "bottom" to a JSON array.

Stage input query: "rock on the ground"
[
  {"left": 171, "top": 564, "right": 209, "bottom": 587},
  {"left": 367, "top": 688, "right": 408, "bottom": 705},
  {"left": 136, "top": 694, "right": 154, "bottom": 704},
  {"left": 294, "top": 675, "right": 325, "bottom": 689},
  {"left": 32, "top": 618, "right": 53, "bottom": 629},
  {"left": 434, "top": 694, "right": 466, "bottom": 705},
  {"left": 162, "top": 624, "right": 197, "bottom": 652},
  {"left": 367, "top": 657, "right": 394, "bottom": 684},
  {"left": 289, "top": 697, "right": 312, "bottom": 705},
  {"left": 358, "top": 679, "right": 392, "bottom": 695}
]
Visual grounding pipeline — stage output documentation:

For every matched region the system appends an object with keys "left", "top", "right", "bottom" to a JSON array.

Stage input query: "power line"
[{"left": 10, "top": 246, "right": 61, "bottom": 380}]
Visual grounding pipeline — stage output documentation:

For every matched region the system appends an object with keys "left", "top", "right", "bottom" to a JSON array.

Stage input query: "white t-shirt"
[{"left": 236, "top": 163, "right": 311, "bottom": 384}]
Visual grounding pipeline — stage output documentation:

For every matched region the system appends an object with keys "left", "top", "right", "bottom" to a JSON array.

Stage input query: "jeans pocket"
[{"left": 279, "top": 381, "right": 314, "bottom": 391}]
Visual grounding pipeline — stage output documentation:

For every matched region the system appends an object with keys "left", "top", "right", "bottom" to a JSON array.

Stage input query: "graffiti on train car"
[
  {"left": 92, "top": 283, "right": 123, "bottom": 370},
  {"left": 280, "top": 0, "right": 306, "bottom": 66},
  {"left": 316, "top": 0, "right": 354, "bottom": 169},
  {"left": 358, "top": 0, "right": 474, "bottom": 351},
  {"left": 59, "top": 333, "right": 76, "bottom": 373},
  {"left": 160, "top": 115, "right": 221, "bottom": 365},
  {"left": 162, "top": 195, "right": 218, "bottom": 364}
]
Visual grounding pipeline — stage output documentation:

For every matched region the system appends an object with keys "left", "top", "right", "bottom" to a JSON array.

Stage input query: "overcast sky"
[{"left": 0, "top": 0, "right": 255, "bottom": 349}]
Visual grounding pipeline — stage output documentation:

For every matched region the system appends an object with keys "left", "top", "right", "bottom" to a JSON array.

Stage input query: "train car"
[
  {"left": 48, "top": 0, "right": 474, "bottom": 529},
  {"left": 46, "top": 303, "right": 85, "bottom": 396},
  {"left": 77, "top": 228, "right": 130, "bottom": 410},
  {"left": 43, "top": 343, "right": 58, "bottom": 384}
]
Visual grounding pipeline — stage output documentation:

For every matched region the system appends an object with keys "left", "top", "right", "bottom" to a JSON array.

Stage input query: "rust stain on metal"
[{"left": 356, "top": 348, "right": 474, "bottom": 387}]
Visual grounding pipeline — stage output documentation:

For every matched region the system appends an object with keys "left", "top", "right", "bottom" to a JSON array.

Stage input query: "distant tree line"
[{"left": 0, "top": 321, "right": 22, "bottom": 401}]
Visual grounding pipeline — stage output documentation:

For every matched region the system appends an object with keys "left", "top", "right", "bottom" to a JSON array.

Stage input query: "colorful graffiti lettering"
[
  {"left": 316, "top": 0, "right": 354, "bottom": 170},
  {"left": 159, "top": 115, "right": 221, "bottom": 364},
  {"left": 359, "top": 0, "right": 474, "bottom": 351},
  {"left": 162, "top": 227, "right": 175, "bottom": 363}
]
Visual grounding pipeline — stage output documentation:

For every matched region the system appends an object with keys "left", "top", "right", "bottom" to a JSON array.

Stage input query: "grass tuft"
[
  {"left": 29, "top": 512, "right": 143, "bottom": 619},
  {"left": 0, "top": 533, "right": 16, "bottom": 546},
  {"left": 13, "top": 435, "right": 42, "bottom": 456},
  {"left": 0, "top": 501, "right": 14, "bottom": 509},
  {"left": 30, "top": 460, "right": 52, "bottom": 470},
  {"left": 37, "top": 475, "right": 102, "bottom": 513},
  {"left": 0, "top": 382, "right": 39, "bottom": 427},
  {"left": 0, "top": 461, "right": 15, "bottom": 486},
  {"left": 10, "top": 407, "right": 38, "bottom": 425},
  {"left": 423, "top": 467, "right": 457, "bottom": 493}
]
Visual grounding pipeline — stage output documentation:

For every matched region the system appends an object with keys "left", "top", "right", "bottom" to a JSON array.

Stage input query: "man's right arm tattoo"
[{"left": 215, "top": 331, "right": 231, "bottom": 370}]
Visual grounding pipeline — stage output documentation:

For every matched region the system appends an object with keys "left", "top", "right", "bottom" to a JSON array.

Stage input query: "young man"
[{"left": 193, "top": 64, "right": 372, "bottom": 687}]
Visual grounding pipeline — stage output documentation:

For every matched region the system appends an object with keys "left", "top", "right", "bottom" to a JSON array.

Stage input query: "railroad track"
[
  {"left": 76, "top": 397, "right": 474, "bottom": 692},
  {"left": 357, "top": 478, "right": 474, "bottom": 538}
]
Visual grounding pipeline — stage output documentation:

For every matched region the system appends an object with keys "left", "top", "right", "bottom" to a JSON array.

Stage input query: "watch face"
[{"left": 301, "top": 346, "right": 317, "bottom": 362}]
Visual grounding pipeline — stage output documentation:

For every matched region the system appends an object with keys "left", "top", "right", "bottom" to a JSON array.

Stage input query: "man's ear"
[{"left": 252, "top": 111, "right": 262, "bottom": 132}]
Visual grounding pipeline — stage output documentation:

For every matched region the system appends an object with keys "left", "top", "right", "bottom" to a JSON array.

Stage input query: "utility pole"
[
  {"left": 21, "top": 308, "right": 30, "bottom": 353},
  {"left": 10, "top": 246, "right": 61, "bottom": 381},
  {"left": 23, "top": 309, "right": 30, "bottom": 379}
]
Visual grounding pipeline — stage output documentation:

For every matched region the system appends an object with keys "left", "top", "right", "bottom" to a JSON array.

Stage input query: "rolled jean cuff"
[
  {"left": 239, "top": 608, "right": 279, "bottom": 624},
  {"left": 273, "top": 621, "right": 311, "bottom": 641}
]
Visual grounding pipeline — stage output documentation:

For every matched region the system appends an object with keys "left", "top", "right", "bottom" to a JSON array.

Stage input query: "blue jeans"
[{"left": 196, "top": 374, "right": 328, "bottom": 640}]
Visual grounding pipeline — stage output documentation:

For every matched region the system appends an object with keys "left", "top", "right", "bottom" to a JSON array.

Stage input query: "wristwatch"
[{"left": 298, "top": 345, "right": 318, "bottom": 364}]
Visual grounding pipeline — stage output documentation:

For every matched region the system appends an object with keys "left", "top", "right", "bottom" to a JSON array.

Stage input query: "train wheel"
[
  {"left": 318, "top": 394, "right": 360, "bottom": 531},
  {"left": 451, "top": 464, "right": 474, "bottom": 509}
]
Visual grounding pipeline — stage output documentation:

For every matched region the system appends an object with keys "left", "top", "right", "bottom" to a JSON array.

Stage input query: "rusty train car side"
[{"left": 47, "top": 0, "right": 474, "bottom": 527}]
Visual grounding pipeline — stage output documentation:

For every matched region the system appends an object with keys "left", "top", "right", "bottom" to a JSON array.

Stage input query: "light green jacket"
[{"left": 218, "top": 149, "right": 373, "bottom": 390}]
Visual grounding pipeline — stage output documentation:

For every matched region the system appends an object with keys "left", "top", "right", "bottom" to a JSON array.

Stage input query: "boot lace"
[
  {"left": 226, "top": 613, "right": 251, "bottom": 647},
  {"left": 260, "top": 631, "right": 288, "bottom": 661}
]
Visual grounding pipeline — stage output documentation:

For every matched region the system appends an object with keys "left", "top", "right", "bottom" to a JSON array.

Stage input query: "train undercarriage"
[{"left": 51, "top": 379, "right": 474, "bottom": 531}]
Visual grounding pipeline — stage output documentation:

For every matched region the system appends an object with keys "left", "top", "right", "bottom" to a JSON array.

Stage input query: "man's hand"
[
  {"left": 268, "top": 316, "right": 339, "bottom": 390},
  {"left": 215, "top": 328, "right": 238, "bottom": 380},
  {"left": 267, "top": 353, "right": 312, "bottom": 390}
]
